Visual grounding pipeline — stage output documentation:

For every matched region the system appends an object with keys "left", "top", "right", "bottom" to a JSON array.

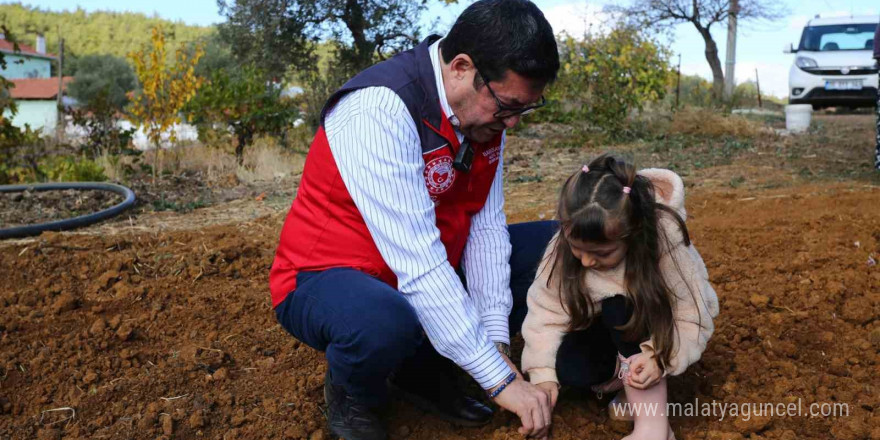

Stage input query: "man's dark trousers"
[{"left": 274, "top": 221, "right": 559, "bottom": 406}]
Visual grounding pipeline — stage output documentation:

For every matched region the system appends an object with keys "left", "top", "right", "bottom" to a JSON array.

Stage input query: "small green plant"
[
  {"left": 720, "top": 137, "right": 752, "bottom": 159},
  {"left": 511, "top": 174, "right": 544, "bottom": 183},
  {"left": 38, "top": 156, "right": 107, "bottom": 182}
]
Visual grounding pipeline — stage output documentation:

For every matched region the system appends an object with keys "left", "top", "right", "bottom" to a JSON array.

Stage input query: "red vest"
[{"left": 269, "top": 37, "right": 503, "bottom": 307}]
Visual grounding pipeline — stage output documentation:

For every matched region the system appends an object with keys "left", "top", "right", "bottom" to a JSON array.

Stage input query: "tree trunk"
[
  {"left": 695, "top": 24, "right": 725, "bottom": 101},
  {"left": 342, "top": 0, "right": 373, "bottom": 70},
  {"left": 235, "top": 127, "right": 253, "bottom": 166},
  {"left": 153, "top": 139, "right": 160, "bottom": 183}
]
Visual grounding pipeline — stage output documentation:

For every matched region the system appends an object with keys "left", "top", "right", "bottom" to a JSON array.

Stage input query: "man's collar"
[{"left": 429, "top": 38, "right": 460, "bottom": 129}]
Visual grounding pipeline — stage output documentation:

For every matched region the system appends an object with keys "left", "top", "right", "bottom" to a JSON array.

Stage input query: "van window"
[{"left": 798, "top": 23, "right": 877, "bottom": 51}]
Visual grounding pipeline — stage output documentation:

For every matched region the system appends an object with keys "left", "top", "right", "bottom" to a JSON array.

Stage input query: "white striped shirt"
[{"left": 322, "top": 41, "right": 513, "bottom": 390}]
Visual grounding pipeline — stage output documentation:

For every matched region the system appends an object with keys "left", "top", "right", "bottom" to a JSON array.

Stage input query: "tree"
[
  {"left": 0, "top": 24, "right": 24, "bottom": 183},
  {"left": 535, "top": 25, "right": 673, "bottom": 134},
  {"left": 67, "top": 56, "right": 138, "bottom": 158},
  {"left": 674, "top": 74, "right": 715, "bottom": 108},
  {"left": 68, "top": 54, "right": 137, "bottom": 110},
  {"left": 0, "top": 25, "right": 44, "bottom": 184},
  {"left": 217, "top": 0, "right": 426, "bottom": 79},
  {"left": 191, "top": 32, "right": 239, "bottom": 79},
  {"left": 216, "top": 0, "right": 316, "bottom": 79},
  {"left": 0, "top": 24, "right": 18, "bottom": 130},
  {"left": 0, "top": 4, "right": 212, "bottom": 61},
  {"left": 69, "top": 88, "right": 137, "bottom": 159},
  {"left": 309, "top": 0, "right": 425, "bottom": 71},
  {"left": 127, "top": 25, "right": 203, "bottom": 180},
  {"left": 298, "top": 45, "right": 362, "bottom": 131},
  {"left": 608, "top": 0, "right": 786, "bottom": 101},
  {"left": 184, "top": 63, "right": 299, "bottom": 163}
]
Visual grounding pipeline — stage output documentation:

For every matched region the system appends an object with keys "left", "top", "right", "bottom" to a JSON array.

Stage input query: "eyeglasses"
[{"left": 476, "top": 68, "right": 546, "bottom": 119}]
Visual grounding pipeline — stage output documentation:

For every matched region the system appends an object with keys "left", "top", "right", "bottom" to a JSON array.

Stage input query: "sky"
[{"left": 8, "top": 0, "right": 880, "bottom": 98}]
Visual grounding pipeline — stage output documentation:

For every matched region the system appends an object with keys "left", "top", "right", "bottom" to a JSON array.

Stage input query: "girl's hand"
[
  {"left": 535, "top": 381, "right": 559, "bottom": 409},
  {"left": 625, "top": 353, "right": 662, "bottom": 390}
]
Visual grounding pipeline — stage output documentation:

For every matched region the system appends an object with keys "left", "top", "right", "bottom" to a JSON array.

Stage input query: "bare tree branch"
[{"left": 606, "top": 0, "right": 787, "bottom": 100}]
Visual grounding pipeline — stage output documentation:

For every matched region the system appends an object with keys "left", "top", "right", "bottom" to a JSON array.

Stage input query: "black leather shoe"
[
  {"left": 324, "top": 371, "right": 388, "bottom": 440},
  {"left": 389, "top": 375, "right": 494, "bottom": 427}
]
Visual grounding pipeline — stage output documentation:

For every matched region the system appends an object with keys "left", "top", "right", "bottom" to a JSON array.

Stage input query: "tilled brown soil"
[
  {"left": 0, "top": 189, "right": 123, "bottom": 228},
  {"left": 1, "top": 182, "right": 878, "bottom": 440}
]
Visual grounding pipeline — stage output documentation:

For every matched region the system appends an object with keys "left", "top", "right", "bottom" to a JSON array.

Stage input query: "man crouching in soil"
[{"left": 269, "top": 0, "right": 561, "bottom": 439}]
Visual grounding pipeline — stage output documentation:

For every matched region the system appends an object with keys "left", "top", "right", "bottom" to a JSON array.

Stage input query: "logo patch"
[
  {"left": 483, "top": 146, "right": 501, "bottom": 164},
  {"left": 424, "top": 156, "right": 456, "bottom": 196}
]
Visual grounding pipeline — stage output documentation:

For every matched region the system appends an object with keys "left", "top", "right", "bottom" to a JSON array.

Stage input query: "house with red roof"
[{"left": 1, "top": 34, "right": 72, "bottom": 132}]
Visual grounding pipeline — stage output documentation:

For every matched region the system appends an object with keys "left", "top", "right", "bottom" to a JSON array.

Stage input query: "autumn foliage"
[{"left": 127, "top": 26, "right": 204, "bottom": 179}]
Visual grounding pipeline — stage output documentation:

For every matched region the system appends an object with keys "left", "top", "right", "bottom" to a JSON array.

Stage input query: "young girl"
[{"left": 521, "top": 155, "right": 719, "bottom": 440}]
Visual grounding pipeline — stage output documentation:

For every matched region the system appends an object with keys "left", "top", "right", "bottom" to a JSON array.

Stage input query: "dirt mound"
[{"left": 1, "top": 184, "right": 878, "bottom": 439}]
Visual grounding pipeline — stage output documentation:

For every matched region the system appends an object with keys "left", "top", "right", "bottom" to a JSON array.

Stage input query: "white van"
[{"left": 785, "top": 15, "right": 879, "bottom": 109}]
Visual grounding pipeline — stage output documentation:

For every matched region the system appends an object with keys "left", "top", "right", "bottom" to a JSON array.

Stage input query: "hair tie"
[
  {"left": 581, "top": 165, "right": 589, "bottom": 173},
  {"left": 622, "top": 186, "right": 631, "bottom": 194}
]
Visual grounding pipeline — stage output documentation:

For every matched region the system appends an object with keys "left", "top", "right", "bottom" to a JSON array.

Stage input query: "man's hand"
[
  {"left": 491, "top": 377, "right": 553, "bottom": 440},
  {"left": 625, "top": 353, "right": 662, "bottom": 390},
  {"left": 492, "top": 353, "right": 553, "bottom": 439},
  {"left": 535, "top": 381, "right": 559, "bottom": 409},
  {"left": 497, "top": 353, "right": 558, "bottom": 408}
]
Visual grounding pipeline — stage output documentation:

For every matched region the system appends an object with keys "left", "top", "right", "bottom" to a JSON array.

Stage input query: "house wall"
[
  {"left": 3, "top": 100, "right": 58, "bottom": 133},
  {"left": 0, "top": 54, "right": 52, "bottom": 79}
]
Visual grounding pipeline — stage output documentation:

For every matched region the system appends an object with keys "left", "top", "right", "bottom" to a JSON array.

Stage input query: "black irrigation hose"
[{"left": 0, "top": 182, "right": 136, "bottom": 239}]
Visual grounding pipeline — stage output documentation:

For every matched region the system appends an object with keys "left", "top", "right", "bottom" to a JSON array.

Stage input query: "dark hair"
[
  {"left": 547, "top": 154, "right": 695, "bottom": 371},
  {"left": 440, "top": 0, "right": 559, "bottom": 85}
]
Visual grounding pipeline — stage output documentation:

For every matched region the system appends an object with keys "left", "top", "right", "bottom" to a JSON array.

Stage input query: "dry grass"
[
  {"left": 166, "top": 137, "right": 306, "bottom": 184},
  {"left": 95, "top": 151, "right": 135, "bottom": 182},
  {"left": 668, "top": 107, "right": 765, "bottom": 138},
  {"left": 235, "top": 136, "right": 306, "bottom": 183},
  {"left": 170, "top": 143, "right": 239, "bottom": 180}
]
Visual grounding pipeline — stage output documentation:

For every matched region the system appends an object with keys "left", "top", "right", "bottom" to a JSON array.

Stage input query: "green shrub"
[
  {"left": 665, "top": 74, "right": 786, "bottom": 111},
  {"left": 38, "top": 156, "right": 107, "bottom": 182},
  {"left": 0, "top": 125, "right": 46, "bottom": 184},
  {"left": 69, "top": 88, "right": 138, "bottom": 158},
  {"left": 534, "top": 24, "right": 673, "bottom": 135},
  {"left": 185, "top": 63, "right": 300, "bottom": 163},
  {"left": 67, "top": 54, "right": 137, "bottom": 111},
  {"left": 667, "top": 74, "right": 715, "bottom": 108}
]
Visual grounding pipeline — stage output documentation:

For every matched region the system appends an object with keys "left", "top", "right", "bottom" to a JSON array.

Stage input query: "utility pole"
[
  {"left": 724, "top": 0, "right": 739, "bottom": 102},
  {"left": 675, "top": 54, "right": 681, "bottom": 109},
  {"left": 755, "top": 68, "right": 763, "bottom": 108},
  {"left": 56, "top": 32, "right": 64, "bottom": 144}
]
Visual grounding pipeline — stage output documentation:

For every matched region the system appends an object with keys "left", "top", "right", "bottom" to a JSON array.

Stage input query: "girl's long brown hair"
[{"left": 547, "top": 154, "right": 693, "bottom": 370}]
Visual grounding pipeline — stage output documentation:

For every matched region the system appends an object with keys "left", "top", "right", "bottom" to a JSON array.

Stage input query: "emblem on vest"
[{"left": 424, "top": 156, "right": 456, "bottom": 198}]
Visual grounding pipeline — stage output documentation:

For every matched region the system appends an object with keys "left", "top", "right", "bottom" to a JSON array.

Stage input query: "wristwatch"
[{"left": 495, "top": 342, "right": 511, "bottom": 358}]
